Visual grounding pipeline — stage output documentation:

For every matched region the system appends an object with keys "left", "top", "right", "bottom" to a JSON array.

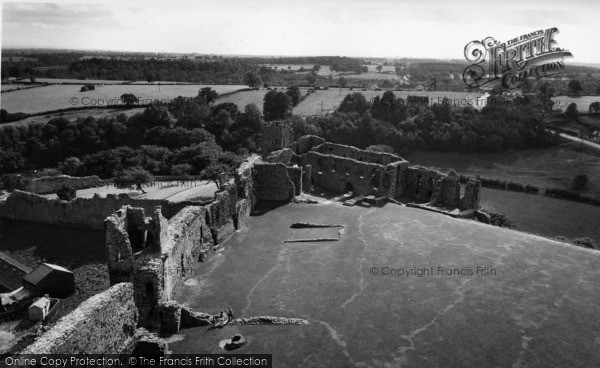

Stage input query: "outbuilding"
[
  {"left": 23, "top": 263, "right": 75, "bottom": 298},
  {"left": 28, "top": 296, "right": 51, "bottom": 321}
]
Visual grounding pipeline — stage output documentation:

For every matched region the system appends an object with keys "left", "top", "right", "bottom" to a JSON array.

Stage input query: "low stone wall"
[
  {"left": 265, "top": 148, "right": 295, "bottom": 164},
  {"left": 24, "top": 175, "right": 105, "bottom": 194},
  {"left": 0, "top": 190, "right": 205, "bottom": 229},
  {"left": 20, "top": 283, "right": 137, "bottom": 354}
]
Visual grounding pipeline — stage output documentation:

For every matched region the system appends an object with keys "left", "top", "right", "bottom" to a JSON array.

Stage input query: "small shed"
[
  {"left": 28, "top": 296, "right": 51, "bottom": 321},
  {"left": 23, "top": 263, "right": 75, "bottom": 298}
]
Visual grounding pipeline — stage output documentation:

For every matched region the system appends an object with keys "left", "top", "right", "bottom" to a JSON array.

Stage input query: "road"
[{"left": 548, "top": 129, "right": 600, "bottom": 151}]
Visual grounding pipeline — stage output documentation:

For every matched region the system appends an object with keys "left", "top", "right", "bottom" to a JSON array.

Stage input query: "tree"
[
  {"left": 286, "top": 85, "right": 301, "bottom": 106},
  {"left": 263, "top": 90, "right": 293, "bottom": 121},
  {"left": 376, "top": 64, "right": 383, "bottom": 73},
  {"left": 565, "top": 102, "right": 578, "bottom": 118},
  {"left": 59, "top": 157, "right": 83, "bottom": 176},
  {"left": 597, "top": 85, "right": 600, "bottom": 95},
  {"left": 114, "top": 166, "right": 153, "bottom": 193},
  {"left": 146, "top": 72, "right": 155, "bottom": 84},
  {"left": 338, "top": 77, "right": 348, "bottom": 88},
  {"left": 312, "top": 64, "right": 321, "bottom": 74},
  {"left": 337, "top": 93, "right": 370, "bottom": 114},
  {"left": 200, "top": 162, "right": 232, "bottom": 190},
  {"left": 589, "top": 102, "right": 600, "bottom": 115},
  {"left": 121, "top": 93, "right": 139, "bottom": 106},
  {"left": 366, "top": 144, "right": 394, "bottom": 153},
  {"left": 198, "top": 87, "right": 219, "bottom": 105},
  {"left": 56, "top": 185, "right": 76, "bottom": 201},
  {"left": 170, "top": 163, "right": 192, "bottom": 176},
  {"left": 244, "top": 72, "right": 262, "bottom": 88},
  {"left": 572, "top": 174, "right": 589, "bottom": 191},
  {"left": 361, "top": 65, "right": 369, "bottom": 74},
  {"left": 568, "top": 80, "right": 583, "bottom": 95}
]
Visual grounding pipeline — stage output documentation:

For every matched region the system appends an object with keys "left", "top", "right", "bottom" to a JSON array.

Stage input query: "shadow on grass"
[{"left": 0, "top": 218, "right": 106, "bottom": 269}]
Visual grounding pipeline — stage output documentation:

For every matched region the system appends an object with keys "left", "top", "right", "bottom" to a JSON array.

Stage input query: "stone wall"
[
  {"left": 24, "top": 175, "right": 105, "bottom": 194},
  {"left": 254, "top": 163, "right": 296, "bottom": 202},
  {"left": 0, "top": 190, "right": 204, "bottom": 229},
  {"left": 292, "top": 135, "right": 326, "bottom": 155},
  {"left": 104, "top": 155, "right": 263, "bottom": 329},
  {"left": 265, "top": 148, "right": 295, "bottom": 164},
  {"left": 404, "top": 166, "right": 480, "bottom": 209},
  {"left": 313, "top": 142, "right": 403, "bottom": 166},
  {"left": 287, "top": 166, "right": 303, "bottom": 195},
  {"left": 20, "top": 283, "right": 137, "bottom": 354},
  {"left": 300, "top": 151, "right": 406, "bottom": 199}
]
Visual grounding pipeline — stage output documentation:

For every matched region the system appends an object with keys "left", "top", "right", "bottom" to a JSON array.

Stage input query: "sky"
[{"left": 1, "top": 0, "right": 600, "bottom": 62}]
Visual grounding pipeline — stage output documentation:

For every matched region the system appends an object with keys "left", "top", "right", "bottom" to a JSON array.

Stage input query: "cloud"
[{"left": 3, "top": 3, "right": 117, "bottom": 27}]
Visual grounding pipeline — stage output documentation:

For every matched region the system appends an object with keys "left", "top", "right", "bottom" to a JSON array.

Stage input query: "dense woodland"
[{"left": 0, "top": 86, "right": 560, "bottom": 184}]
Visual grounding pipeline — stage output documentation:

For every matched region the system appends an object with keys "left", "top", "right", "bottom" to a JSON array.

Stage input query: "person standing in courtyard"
[{"left": 227, "top": 306, "right": 233, "bottom": 321}]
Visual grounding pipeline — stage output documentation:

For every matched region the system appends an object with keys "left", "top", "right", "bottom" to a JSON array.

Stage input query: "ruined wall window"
[
  {"left": 372, "top": 174, "right": 380, "bottom": 189},
  {"left": 145, "top": 282, "right": 154, "bottom": 297},
  {"left": 417, "top": 175, "right": 423, "bottom": 188}
]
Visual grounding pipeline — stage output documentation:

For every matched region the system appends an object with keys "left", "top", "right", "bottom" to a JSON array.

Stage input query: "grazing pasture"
[
  {"left": 552, "top": 95, "right": 600, "bottom": 113},
  {"left": 343, "top": 72, "right": 399, "bottom": 80},
  {"left": 0, "top": 84, "right": 247, "bottom": 114},
  {"left": 294, "top": 89, "right": 483, "bottom": 115},
  {"left": 408, "top": 143, "right": 600, "bottom": 200}
]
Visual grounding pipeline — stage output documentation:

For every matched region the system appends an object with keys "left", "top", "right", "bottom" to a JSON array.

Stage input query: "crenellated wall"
[{"left": 20, "top": 283, "right": 137, "bottom": 354}]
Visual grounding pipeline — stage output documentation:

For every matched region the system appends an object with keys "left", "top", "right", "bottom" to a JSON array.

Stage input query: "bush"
[
  {"left": 524, "top": 185, "right": 539, "bottom": 194},
  {"left": 506, "top": 182, "right": 524, "bottom": 191},
  {"left": 480, "top": 209, "right": 515, "bottom": 229},
  {"left": 170, "top": 163, "right": 192, "bottom": 176},
  {"left": 1, "top": 174, "right": 29, "bottom": 192},
  {"left": 573, "top": 237, "right": 597, "bottom": 250},
  {"left": 572, "top": 174, "right": 589, "bottom": 191},
  {"left": 56, "top": 185, "right": 76, "bottom": 201}
]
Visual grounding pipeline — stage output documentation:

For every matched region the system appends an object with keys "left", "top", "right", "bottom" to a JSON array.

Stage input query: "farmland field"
[
  {"left": 551, "top": 95, "right": 600, "bottom": 113},
  {"left": 480, "top": 188, "right": 600, "bottom": 244},
  {"left": 294, "top": 89, "right": 483, "bottom": 115},
  {"left": 216, "top": 87, "right": 308, "bottom": 112},
  {"left": 262, "top": 64, "right": 334, "bottom": 76},
  {"left": 0, "top": 84, "right": 247, "bottom": 114},
  {"left": 343, "top": 72, "right": 399, "bottom": 80},
  {"left": 408, "top": 142, "right": 600, "bottom": 199},
  {"left": 362, "top": 64, "right": 396, "bottom": 73},
  {"left": 1, "top": 107, "right": 146, "bottom": 127}
]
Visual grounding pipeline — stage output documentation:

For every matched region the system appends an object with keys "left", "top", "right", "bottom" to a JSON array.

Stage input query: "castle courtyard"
[{"left": 170, "top": 195, "right": 600, "bottom": 367}]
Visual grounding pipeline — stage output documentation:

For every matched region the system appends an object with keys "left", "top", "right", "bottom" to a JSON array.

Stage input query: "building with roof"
[
  {"left": 23, "top": 263, "right": 75, "bottom": 298},
  {"left": 0, "top": 252, "right": 31, "bottom": 292},
  {"left": 28, "top": 296, "right": 51, "bottom": 321}
]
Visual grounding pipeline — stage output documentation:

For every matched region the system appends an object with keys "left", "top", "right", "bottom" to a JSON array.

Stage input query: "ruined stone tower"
[{"left": 262, "top": 120, "right": 293, "bottom": 158}]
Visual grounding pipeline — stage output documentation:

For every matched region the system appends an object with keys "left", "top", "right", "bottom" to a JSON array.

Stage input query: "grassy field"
[
  {"left": 344, "top": 72, "right": 399, "bottom": 80},
  {"left": 217, "top": 87, "right": 309, "bottom": 112},
  {"left": 170, "top": 197, "right": 600, "bottom": 367},
  {"left": 552, "top": 95, "right": 600, "bottom": 113},
  {"left": 1, "top": 107, "right": 146, "bottom": 127},
  {"left": 362, "top": 64, "right": 396, "bottom": 73},
  {"left": 261, "top": 64, "right": 334, "bottom": 76},
  {"left": 480, "top": 188, "right": 600, "bottom": 244},
  {"left": 408, "top": 142, "right": 600, "bottom": 199},
  {"left": 294, "top": 89, "right": 482, "bottom": 115},
  {"left": 1, "top": 84, "right": 247, "bottom": 114}
]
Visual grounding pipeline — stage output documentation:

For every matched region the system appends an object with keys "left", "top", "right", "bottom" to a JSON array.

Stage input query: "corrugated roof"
[
  {"left": 0, "top": 252, "right": 32, "bottom": 291},
  {"left": 23, "top": 263, "right": 72, "bottom": 286}
]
